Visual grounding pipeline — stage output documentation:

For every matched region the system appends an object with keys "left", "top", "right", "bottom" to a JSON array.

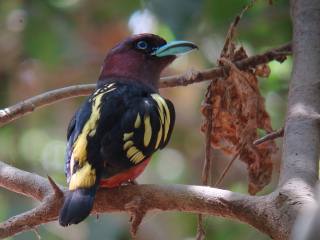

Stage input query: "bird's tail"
[{"left": 59, "top": 186, "right": 97, "bottom": 226}]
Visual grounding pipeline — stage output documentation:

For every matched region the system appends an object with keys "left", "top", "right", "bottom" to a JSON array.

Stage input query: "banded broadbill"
[{"left": 59, "top": 33, "right": 197, "bottom": 226}]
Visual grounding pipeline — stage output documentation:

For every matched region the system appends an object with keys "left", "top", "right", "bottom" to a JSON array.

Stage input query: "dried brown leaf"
[
  {"left": 255, "top": 64, "right": 271, "bottom": 78},
  {"left": 201, "top": 47, "right": 276, "bottom": 194}
]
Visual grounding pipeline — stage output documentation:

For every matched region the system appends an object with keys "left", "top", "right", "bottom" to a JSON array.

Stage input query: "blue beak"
[{"left": 151, "top": 40, "right": 198, "bottom": 57}]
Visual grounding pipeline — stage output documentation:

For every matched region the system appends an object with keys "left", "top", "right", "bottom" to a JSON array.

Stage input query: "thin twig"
[
  {"left": 253, "top": 127, "right": 284, "bottom": 145},
  {"left": 195, "top": 214, "right": 206, "bottom": 240},
  {"left": 201, "top": 105, "right": 214, "bottom": 185},
  {"left": 196, "top": 101, "right": 213, "bottom": 240},
  {"left": 33, "top": 228, "right": 41, "bottom": 240},
  {"left": 220, "top": 0, "right": 257, "bottom": 58},
  {"left": 214, "top": 146, "right": 244, "bottom": 187},
  {"left": 125, "top": 196, "right": 146, "bottom": 239}
]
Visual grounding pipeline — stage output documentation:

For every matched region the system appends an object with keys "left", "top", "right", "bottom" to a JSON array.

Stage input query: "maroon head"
[{"left": 98, "top": 33, "right": 197, "bottom": 88}]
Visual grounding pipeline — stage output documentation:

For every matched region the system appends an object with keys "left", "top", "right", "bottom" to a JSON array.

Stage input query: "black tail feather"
[{"left": 59, "top": 187, "right": 97, "bottom": 226}]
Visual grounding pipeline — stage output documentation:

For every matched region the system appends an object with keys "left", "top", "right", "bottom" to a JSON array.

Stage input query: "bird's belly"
[{"left": 99, "top": 157, "right": 151, "bottom": 188}]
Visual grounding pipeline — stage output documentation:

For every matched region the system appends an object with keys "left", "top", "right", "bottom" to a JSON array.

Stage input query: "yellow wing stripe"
[
  {"left": 157, "top": 96, "right": 171, "bottom": 141},
  {"left": 69, "top": 162, "right": 96, "bottom": 190},
  {"left": 70, "top": 83, "right": 117, "bottom": 177},
  {"left": 134, "top": 113, "right": 141, "bottom": 128},
  {"left": 123, "top": 113, "right": 147, "bottom": 164},
  {"left": 155, "top": 124, "right": 163, "bottom": 149},
  {"left": 107, "top": 83, "right": 115, "bottom": 88},
  {"left": 122, "top": 94, "right": 171, "bottom": 164},
  {"left": 127, "top": 146, "right": 139, "bottom": 158},
  {"left": 106, "top": 88, "right": 116, "bottom": 93},
  {"left": 143, "top": 114, "right": 152, "bottom": 147},
  {"left": 71, "top": 93, "right": 103, "bottom": 169},
  {"left": 125, "top": 145, "right": 146, "bottom": 164},
  {"left": 91, "top": 83, "right": 116, "bottom": 100},
  {"left": 123, "top": 132, "right": 134, "bottom": 141},
  {"left": 151, "top": 94, "right": 167, "bottom": 149},
  {"left": 131, "top": 151, "right": 145, "bottom": 164},
  {"left": 123, "top": 140, "right": 134, "bottom": 151},
  {"left": 151, "top": 94, "right": 165, "bottom": 123},
  {"left": 151, "top": 94, "right": 171, "bottom": 142}
]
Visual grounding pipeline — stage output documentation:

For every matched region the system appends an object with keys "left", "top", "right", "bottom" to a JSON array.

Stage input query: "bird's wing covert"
[{"left": 120, "top": 93, "right": 175, "bottom": 165}]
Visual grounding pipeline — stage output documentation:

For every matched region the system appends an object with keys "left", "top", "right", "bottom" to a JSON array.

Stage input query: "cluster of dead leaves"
[{"left": 201, "top": 46, "right": 276, "bottom": 195}]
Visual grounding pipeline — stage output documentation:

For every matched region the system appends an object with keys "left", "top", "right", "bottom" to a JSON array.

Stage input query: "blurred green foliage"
[{"left": 0, "top": 0, "right": 291, "bottom": 239}]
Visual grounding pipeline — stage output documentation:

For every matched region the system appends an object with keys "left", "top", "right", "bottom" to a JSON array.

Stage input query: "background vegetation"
[{"left": 0, "top": 0, "right": 291, "bottom": 239}]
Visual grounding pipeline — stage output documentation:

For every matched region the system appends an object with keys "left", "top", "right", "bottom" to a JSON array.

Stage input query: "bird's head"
[{"left": 98, "top": 33, "right": 198, "bottom": 88}]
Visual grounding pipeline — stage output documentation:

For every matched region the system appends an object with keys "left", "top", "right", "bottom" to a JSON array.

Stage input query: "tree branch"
[
  {"left": 0, "top": 84, "right": 94, "bottom": 127},
  {"left": 0, "top": 157, "right": 316, "bottom": 240},
  {"left": 253, "top": 127, "right": 284, "bottom": 145},
  {"left": 0, "top": 160, "right": 283, "bottom": 239},
  {"left": 0, "top": 161, "right": 51, "bottom": 201},
  {"left": 272, "top": 0, "right": 320, "bottom": 238},
  {"left": 279, "top": 0, "right": 320, "bottom": 187},
  {"left": 0, "top": 43, "right": 291, "bottom": 127}
]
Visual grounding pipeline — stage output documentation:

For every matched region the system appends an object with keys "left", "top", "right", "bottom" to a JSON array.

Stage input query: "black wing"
[
  {"left": 101, "top": 86, "right": 175, "bottom": 178},
  {"left": 100, "top": 92, "right": 175, "bottom": 172}
]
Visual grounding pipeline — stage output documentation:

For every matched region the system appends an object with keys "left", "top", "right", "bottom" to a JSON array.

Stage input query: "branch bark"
[
  {"left": 0, "top": 161, "right": 285, "bottom": 239},
  {"left": 0, "top": 43, "right": 291, "bottom": 127},
  {"left": 276, "top": 0, "right": 320, "bottom": 238},
  {"left": 279, "top": 0, "right": 320, "bottom": 187}
]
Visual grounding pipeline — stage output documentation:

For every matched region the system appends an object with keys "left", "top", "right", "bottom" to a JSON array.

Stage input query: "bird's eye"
[{"left": 136, "top": 41, "right": 148, "bottom": 50}]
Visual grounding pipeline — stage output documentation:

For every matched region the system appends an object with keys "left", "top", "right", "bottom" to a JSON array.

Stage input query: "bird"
[{"left": 58, "top": 33, "right": 198, "bottom": 226}]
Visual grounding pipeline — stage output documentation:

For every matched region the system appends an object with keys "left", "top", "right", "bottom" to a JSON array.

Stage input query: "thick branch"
[
  {"left": 1, "top": 158, "right": 316, "bottom": 240},
  {"left": 0, "top": 161, "right": 51, "bottom": 201},
  {"left": 275, "top": 0, "right": 320, "bottom": 238},
  {"left": 0, "top": 43, "right": 291, "bottom": 127},
  {"left": 0, "top": 160, "right": 295, "bottom": 240},
  {"left": 279, "top": 0, "right": 320, "bottom": 186}
]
